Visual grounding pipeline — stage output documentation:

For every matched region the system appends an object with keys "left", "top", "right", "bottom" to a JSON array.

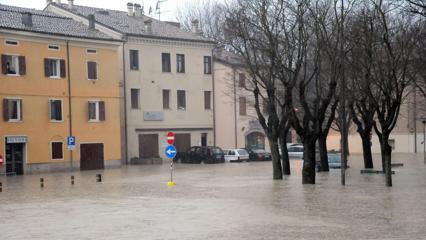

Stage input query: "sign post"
[
  {"left": 67, "top": 136, "right": 76, "bottom": 150},
  {"left": 164, "top": 133, "right": 177, "bottom": 186}
]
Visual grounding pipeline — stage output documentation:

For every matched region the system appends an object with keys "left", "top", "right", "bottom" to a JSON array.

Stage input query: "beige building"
[
  {"left": 0, "top": 4, "right": 122, "bottom": 174},
  {"left": 47, "top": 1, "right": 215, "bottom": 163},
  {"left": 214, "top": 49, "right": 270, "bottom": 151}
]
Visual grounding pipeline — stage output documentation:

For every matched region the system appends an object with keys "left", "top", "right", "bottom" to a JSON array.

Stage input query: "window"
[
  {"left": 176, "top": 54, "right": 185, "bottom": 73},
  {"left": 204, "top": 56, "right": 212, "bottom": 74},
  {"left": 51, "top": 142, "right": 63, "bottom": 160},
  {"left": 130, "top": 50, "right": 139, "bottom": 70},
  {"left": 131, "top": 89, "right": 140, "bottom": 109},
  {"left": 87, "top": 61, "right": 98, "bottom": 80},
  {"left": 50, "top": 100, "right": 63, "bottom": 121},
  {"left": 177, "top": 90, "right": 186, "bottom": 110},
  {"left": 204, "top": 91, "right": 212, "bottom": 110},
  {"left": 162, "top": 53, "right": 171, "bottom": 72},
  {"left": 1, "top": 55, "right": 25, "bottom": 75},
  {"left": 239, "top": 97, "right": 246, "bottom": 116},
  {"left": 44, "top": 58, "right": 65, "bottom": 78},
  {"left": 88, "top": 101, "right": 105, "bottom": 121},
  {"left": 262, "top": 100, "right": 268, "bottom": 114},
  {"left": 3, "top": 99, "right": 22, "bottom": 122},
  {"left": 48, "top": 44, "right": 59, "bottom": 50},
  {"left": 87, "top": 49, "right": 97, "bottom": 54},
  {"left": 5, "top": 40, "right": 18, "bottom": 46},
  {"left": 239, "top": 73, "right": 246, "bottom": 88},
  {"left": 163, "top": 89, "right": 170, "bottom": 109}
]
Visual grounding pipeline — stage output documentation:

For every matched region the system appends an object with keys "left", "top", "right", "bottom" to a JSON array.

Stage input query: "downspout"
[
  {"left": 233, "top": 67, "right": 237, "bottom": 149},
  {"left": 212, "top": 48, "right": 216, "bottom": 146},
  {"left": 66, "top": 40, "right": 73, "bottom": 171},
  {"left": 122, "top": 41, "right": 128, "bottom": 164}
]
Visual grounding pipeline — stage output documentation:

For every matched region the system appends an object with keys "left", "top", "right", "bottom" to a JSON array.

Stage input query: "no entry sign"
[{"left": 167, "top": 132, "right": 175, "bottom": 145}]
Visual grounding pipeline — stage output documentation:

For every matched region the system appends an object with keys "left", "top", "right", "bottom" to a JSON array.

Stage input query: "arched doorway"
[{"left": 246, "top": 132, "right": 265, "bottom": 150}]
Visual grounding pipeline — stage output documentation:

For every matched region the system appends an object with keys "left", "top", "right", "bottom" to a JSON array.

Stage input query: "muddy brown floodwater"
[{"left": 0, "top": 153, "right": 425, "bottom": 239}]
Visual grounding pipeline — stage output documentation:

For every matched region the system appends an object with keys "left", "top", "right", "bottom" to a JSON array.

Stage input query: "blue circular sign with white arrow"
[{"left": 164, "top": 145, "right": 177, "bottom": 159}]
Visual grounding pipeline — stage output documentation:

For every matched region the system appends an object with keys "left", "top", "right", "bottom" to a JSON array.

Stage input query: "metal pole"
[
  {"left": 170, "top": 159, "right": 173, "bottom": 182},
  {"left": 423, "top": 120, "right": 425, "bottom": 164}
]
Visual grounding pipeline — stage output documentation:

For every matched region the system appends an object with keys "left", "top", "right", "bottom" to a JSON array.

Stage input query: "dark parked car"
[
  {"left": 179, "top": 146, "right": 225, "bottom": 164},
  {"left": 246, "top": 148, "right": 272, "bottom": 161}
]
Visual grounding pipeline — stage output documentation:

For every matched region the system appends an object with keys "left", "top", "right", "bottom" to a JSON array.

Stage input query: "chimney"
[
  {"left": 55, "top": 0, "right": 61, "bottom": 4},
  {"left": 88, "top": 14, "right": 95, "bottom": 30},
  {"left": 144, "top": 19, "right": 152, "bottom": 33},
  {"left": 21, "top": 12, "right": 33, "bottom": 27},
  {"left": 127, "top": 2, "right": 134, "bottom": 16},
  {"left": 68, "top": 0, "right": 74, "bottom": 9},
  {"left": 134, "top": 4, "right": 142, "bottom": 17},
  {"left": 191, "top": 19, "right": 200, "bottom": 34}
]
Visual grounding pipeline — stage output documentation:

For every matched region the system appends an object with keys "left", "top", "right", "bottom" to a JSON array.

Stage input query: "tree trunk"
[
  {"left": 269, "top": 138, "right": 283, "bottom": 180},
  {"left": 382, "top": 134, "right": 393, "bottom": 187},
  {"left": 317, "top": 133, "right": 329, "bottom": 172},
  {"left": 302, "top": 138, "right": 316, "bottom": 184},
  {"left": 360, "top": 132, "right": 374, "bottom": 169},
  {"left": 279, "top": 135, "right": 291, "bottom": 175}
]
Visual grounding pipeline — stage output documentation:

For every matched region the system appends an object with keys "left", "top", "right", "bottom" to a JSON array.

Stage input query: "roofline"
[
  {"left": 213, "top": 57, "right": 246, "bottom": 68},
  {"left": 0, "top": 27, "right": 123, "bottom": 44},
  {"left": 48, "top": 3, "right": 216, "bottom": 45}
]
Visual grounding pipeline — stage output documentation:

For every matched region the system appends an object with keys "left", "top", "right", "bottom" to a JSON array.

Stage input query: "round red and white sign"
[{"left": 166, "top": 132, "right": 175, "bottom": 145}]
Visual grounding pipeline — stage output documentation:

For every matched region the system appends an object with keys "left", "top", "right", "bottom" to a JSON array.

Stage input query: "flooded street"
[{"left": 1, "top": 154, "right": 425, "bottom": 240}]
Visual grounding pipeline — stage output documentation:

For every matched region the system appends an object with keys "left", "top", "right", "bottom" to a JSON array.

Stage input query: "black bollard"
[
  {"left": 0, "top": 182, "right": 2, "bottom": 192},
  {"left": 96, "top": 174, "right": 102, "bottom": 182},
  {"left": 40, "top": 178, "right": 44, "bottom": 188},
  {"left": 71, "top": 176, "right": 75, "bottom": 185}
]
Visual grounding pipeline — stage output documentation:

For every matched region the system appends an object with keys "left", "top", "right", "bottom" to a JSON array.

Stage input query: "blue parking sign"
[
  {"left": 164, "top": 145, "right": 177, "bottom": 159},
  {"left": 67, "top": 136, "right": 76, "bottom": 150}
]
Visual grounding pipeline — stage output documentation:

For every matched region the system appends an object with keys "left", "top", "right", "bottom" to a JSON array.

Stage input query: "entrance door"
[
  {"left": 5, "top": 143, "right": 25, "bottom": 175},
  {"left": 80, "top": 143, "right": 104, "bottom": 171},
  {"left": 175, "top": 133, "right": 191, "bottom": 153},
  {"left": 139, "top": 134, "right": 159, "bottom": 159},
  {"left": 201, "top": 133, "right": 207, "bottom": 147}
]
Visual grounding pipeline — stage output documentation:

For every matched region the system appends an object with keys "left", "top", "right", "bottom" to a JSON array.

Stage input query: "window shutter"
[
  {"left": 239, "top": 97, "right": 246, "bottom": 115},
  {"left": 239, "top": 73, "right": 246, "bottom": 88},
  {"left": 88, "top": 61, "right": 97, "bottom": 79},
  {"left": 88, "top": 102, "right": 91, "bottom": 121},
  {"left": 204, "top": 91, "right": 211, "bottom": 110},
  {"left": 1, "top": 55, "right": 8, "bottom": 75},
  {"left": 3, "top": 99, "right": 9, "bottom": 121},
  {"left": 44, "top": 58, "right": 50, "bottom": 77},
  {"left": 18, "top": 56, "right": 26, "bottom": 75},
  {"left": 60, "top": 60, "right": 66, "bottom": 78},
  {"left": 19, "top": 100, "right": 22, "bottom": 121},
  {"left": 99, "top": 101, "right": 105, "bottom": 121}
]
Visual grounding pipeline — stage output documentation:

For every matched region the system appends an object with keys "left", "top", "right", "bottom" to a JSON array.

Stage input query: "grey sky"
[{"left": 0, "top": 0, "right": 190, "bottom": 21}]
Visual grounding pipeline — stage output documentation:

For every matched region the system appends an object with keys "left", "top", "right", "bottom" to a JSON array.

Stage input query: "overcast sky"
[{"left": 0, "top": 0, "right": 188, "bottom": 21}]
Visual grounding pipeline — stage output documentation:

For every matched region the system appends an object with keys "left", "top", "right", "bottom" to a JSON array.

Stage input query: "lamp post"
[{"left": 423, "top": 120, "right": 426, "bottom": 164}]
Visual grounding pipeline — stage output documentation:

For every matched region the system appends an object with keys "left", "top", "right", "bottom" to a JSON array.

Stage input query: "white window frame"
[
  {"left": 4, "top": 39, "right": 18, "bottom": 46},
  {"left": 48, "top": 58, "right": 61, "bottom": 78},
  {"left": 48, "top": 44, "right": 60, "bottom": 51},
  {"left": 5, "top": 54, "right": 20, "bottom": 76},
  {"left": 6, "top": 98, "right": 22, "bottom": 122},
  {"left": 87, "top": 61, "right": 98, "bottom": 81},
  {"left": 50, "top": 141, "right": 64, "bottom": 161},
  {"left": 86, "top": 48, "right": 97, "bottom": 54},
  {"left": 49, "top": 99, "right": 63, "bottom": 122},
  {"left": 88, "top": 100, "right": 100, "bottom": 122}
]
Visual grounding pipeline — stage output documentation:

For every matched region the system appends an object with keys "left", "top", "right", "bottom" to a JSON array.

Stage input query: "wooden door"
[
  {"left": 80, "top": 143, "right": 104, "bottom": 171},
  {"left": 139, "top": 134, "right": 159, "bottom": 159},
  {"left": 175, "top": 133, "right": 191, "bottom": 153}
]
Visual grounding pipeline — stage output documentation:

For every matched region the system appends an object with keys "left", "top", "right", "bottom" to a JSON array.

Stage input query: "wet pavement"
[{"left": 0, "top": 154, "right": 425, "bottom": 240}]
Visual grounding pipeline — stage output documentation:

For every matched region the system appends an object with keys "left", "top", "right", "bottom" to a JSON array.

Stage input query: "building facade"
[
  {"left": 214, "top": 49, "right": 270, "bottom": 151},
  {"left": 47, "top": 1, "right": 216, "bottom": 164},
  {"left": 0, "top": 4, "right": 122, "bottom": 174}
]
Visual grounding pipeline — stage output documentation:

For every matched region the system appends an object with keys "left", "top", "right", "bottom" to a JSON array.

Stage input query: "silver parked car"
[
  {"left": 288, "top": 145, "right": 304, "bottom": 158},
  {"left": 224, "top": 149, "right": 250, "bottom": 162}
]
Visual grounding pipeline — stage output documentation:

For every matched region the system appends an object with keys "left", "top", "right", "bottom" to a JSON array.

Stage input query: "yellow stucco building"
[{"left": 0, "top": 5, "right": 122, "bottom": 174}]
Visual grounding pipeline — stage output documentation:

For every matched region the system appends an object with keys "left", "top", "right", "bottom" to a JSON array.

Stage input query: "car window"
[
  {"left": 211, "top": 148, "right": 223, "bottom": 154},
  {"left": 238, "top": 149, "right": 248, "bottom": 155}
]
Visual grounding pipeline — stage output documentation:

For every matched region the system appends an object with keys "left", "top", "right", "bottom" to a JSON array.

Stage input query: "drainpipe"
[
  {"left": 233, "top": 67, "right": 237, "bottom": 149},
  {"left": 66, "top": 40, "right": 73, "bottom": 171},
  {"left": 212, "top": 48, "right": 216, "bottom": 146},
  {"left": 122, "top": 41, "right": 128, "bottom": 164}
]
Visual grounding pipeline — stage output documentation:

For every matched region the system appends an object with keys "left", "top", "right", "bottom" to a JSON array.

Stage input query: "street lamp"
[{"left": 423, "top": 120, "right": 426, "bottom": 164}]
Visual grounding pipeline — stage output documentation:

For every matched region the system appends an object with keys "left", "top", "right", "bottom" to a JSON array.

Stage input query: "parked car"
[
  {"left": 179, "top": 146, "right": 225, "bottom": 164},
  {"left": 315, "top": 152, "right": 349, "bottom": 169},
  {"left": 288, "top": 145, "right": 304, "bottom": 158},
  {"left": 224, "top": 149, "right": 250, "bottom": 162},
  {"left": 246, "top": 149, "right": 272, "bottom": 161}
]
